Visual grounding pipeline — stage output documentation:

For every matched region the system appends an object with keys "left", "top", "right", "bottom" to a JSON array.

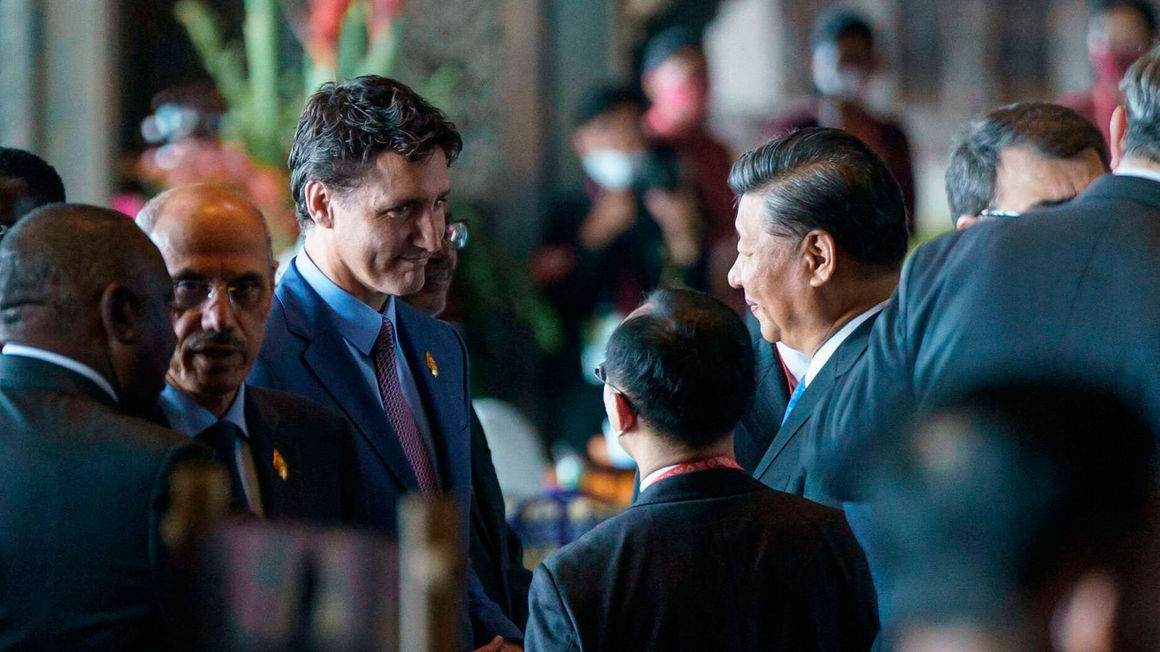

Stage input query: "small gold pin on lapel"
[
  {"left": 272, "top": 449, "right": 289, "bottom": 481},
  {"left": 425, "top": 351, "right": 439, "bottom": 378}
]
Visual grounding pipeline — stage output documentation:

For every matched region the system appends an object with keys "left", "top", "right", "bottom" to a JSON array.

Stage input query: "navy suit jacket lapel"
[
  {"left": 278, "top": 263, "right": 418, "bottom": 491},
  {"left": 752, "top": 315, "right": 879, "bottom": 480},
  {"left": 395, "top": 300, "right": 470, "bottom": 496},
  {"left": 244, "top": 387, "right": 296, "bottom": 514}
]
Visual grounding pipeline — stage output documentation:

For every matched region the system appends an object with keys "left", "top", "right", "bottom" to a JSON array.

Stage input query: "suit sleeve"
[
  {"left": 524, "top": 565, "right": 581, "bottom": 652},
  {"left": 805, "top": 250, "right": 919, "bottom": 502},
  {"left": 468, "top": 566, "right": 524, "bottom": 644}
]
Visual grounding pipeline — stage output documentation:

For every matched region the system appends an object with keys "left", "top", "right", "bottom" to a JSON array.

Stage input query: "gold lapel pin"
[
  {"left": 272, "top": 449, "right": 289, "bottom": 481},
  {"left": 425, "top": 351, "right": 439, "bottom": 378}
]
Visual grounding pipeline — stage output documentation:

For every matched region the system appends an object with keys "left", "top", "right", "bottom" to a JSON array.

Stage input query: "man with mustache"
[{"left": 137, "top": 184, "right": 361, "bottom": 521}]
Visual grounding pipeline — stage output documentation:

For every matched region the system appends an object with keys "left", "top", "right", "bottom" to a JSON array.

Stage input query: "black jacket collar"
[
  {"left": 632, "top": 467, "right": 765, "bottom": 508},
  {"left": 0, "top": 354, "right": 117, "bottom": 407}
]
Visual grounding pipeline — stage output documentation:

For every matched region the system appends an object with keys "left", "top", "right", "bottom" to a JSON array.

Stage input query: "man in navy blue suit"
[{"left": 248, "top": 75, "right": 521, "bottom": 650}]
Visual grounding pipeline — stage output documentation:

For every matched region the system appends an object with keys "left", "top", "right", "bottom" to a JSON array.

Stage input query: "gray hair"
[{"left": 1121, "top": 44, "right": 1160, "bottom": 163}]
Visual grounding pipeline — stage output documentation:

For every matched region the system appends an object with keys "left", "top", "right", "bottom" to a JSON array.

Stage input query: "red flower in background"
[
  {"left": 283, "top": 0, "right": 353, "bottom": 66},
  {"left": 369, "top": 0, "right": 405, "bottom": 40}
]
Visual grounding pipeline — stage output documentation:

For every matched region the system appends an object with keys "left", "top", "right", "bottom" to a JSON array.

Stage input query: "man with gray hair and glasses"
[
  {"left": 806, "top": 44, "right": 1160, "bottom": 576},
  {"left": 946, "top": 102, "right": 1109, "bottom": 229}
]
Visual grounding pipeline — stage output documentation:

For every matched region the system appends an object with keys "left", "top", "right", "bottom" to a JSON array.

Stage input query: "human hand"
[
  {"left": 645, "top": 188, "right": 701, "bottom": 265},
  {"left": 471, "top": 635, "right": 522, "bottom": 652},
  {"left": 579, "top": 190, "right": 637, "bottom": 251}
]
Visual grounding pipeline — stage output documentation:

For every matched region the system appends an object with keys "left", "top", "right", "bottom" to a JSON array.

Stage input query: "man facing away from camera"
[{"left": 524, "top": 288, "right": 878, "bottom": 651}]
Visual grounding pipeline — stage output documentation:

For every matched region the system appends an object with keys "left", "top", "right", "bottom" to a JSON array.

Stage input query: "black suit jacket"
[
  {"left": 524, "top": 468, "right": 879, "bottom": 651},
  {"left": 468, "top": 408, "right": 532, "bottom": 628},
  {"left": 0, "top": 355, "right": 210, "bottom": 650},
  {"left": 753, "top": 315, "right": 878, "bottom": 507},
  {"left": 735, "top": 329, "right": 791, "bottom": 473},
  {"left": 808, "top": 174, "right": 1160, "bottom": 501},
  {"left": 240, "top": 385, "right": 362, "bottom": 523}
]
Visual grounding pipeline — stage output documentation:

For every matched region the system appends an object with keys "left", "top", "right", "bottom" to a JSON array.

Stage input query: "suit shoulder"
[
  {"left": 246, "top": 385, "right": 350, "bottom": 432},
  {"left": 396, "top": 299, "right": 465, "bottom": 349}
]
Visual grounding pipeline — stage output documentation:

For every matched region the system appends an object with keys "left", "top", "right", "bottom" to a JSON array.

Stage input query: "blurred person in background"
[
  {"left": 728, "top": 127, "right": 908, "bottom": 506},
  {"left": 0, "top": 147, "right": 65, "bottom": 232},
  {"left": 946, "top": 102, "right": 1109, "bottom": 230},
  {"left": 640, "top": 26, "right": 741, "bottom": 310},
  {"left": 524, "top": 289, "right": 878, "bottom": 651},
  {"left": 865, "top": 383, "right": 1157, "bottom": 651},
  {"left": 1061, "top": 0, "right": 1157, "bottom": 144},
  {"left": 402, "top": 220, "right": 534, "bottom": 629},
  {"left": 766, "top": 7, "right": 915, "bottom": 230},
  {"left": 533, "top": 84, "right": 706, "bottom": 455}
]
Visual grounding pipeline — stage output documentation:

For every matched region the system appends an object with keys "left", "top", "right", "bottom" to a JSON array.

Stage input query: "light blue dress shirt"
[
  {"left": 295, "top": 253, "right": 440, "bottom": 479},
  {"left": 159, "top": 383, "right": 264, "bottom": 515}
]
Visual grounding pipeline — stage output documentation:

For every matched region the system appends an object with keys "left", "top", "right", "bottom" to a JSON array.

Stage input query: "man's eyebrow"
[{"left": 1030, "top": 195, "right": 1076, "bottom": 210}]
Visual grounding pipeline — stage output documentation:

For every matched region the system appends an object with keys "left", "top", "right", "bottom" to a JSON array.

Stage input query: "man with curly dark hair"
[{"left": 249, "top": 75, "right": 522, "bottom": 651}]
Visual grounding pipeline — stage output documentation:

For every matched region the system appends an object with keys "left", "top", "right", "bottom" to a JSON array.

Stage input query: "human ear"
[
  {"left": 1110, "top": 105, "right": 1128, "bottom": 170},
  {"left": 804, "top": 230, "right": 837, "bottom": 287},
  {"left": 303, "top": 180, "right": 336, "bottom": 229},
  {"left": 99, "top": 283, "right": 144, "bottom": 346}
]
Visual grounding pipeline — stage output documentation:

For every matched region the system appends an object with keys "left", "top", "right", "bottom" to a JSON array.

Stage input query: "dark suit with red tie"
[{"left": 249, "top": 257, "right": 520, "bottom": 645}]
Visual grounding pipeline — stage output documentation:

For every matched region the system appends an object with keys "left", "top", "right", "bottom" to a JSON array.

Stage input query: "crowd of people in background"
[{"left": 4, "top": 1, "right": 1160, "bottom": 650}]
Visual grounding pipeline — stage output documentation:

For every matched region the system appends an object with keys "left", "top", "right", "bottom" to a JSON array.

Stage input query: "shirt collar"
[
  {"left": 159, "top": 382, "right": 249, "bottom": 438},
  {"left": 294, "top": 251, "right": 395, "bottom": 355},
  {"left": 1114, "top": 166, "right": 1160, "bottom": 185},
  {"left": 1, "top": 343, "right": 118, "bottom": 402},
  {"left": 775, "top": 342, "right": 810, "bottom": 382},
  {"left": 803, "top": 300, "right": 889, "bottom": 387}
]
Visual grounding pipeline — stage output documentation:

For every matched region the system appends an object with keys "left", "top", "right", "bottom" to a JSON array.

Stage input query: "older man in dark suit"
[
  {"left": 808, "top": 45, "right": 1160, "bottom": 548},
  {"left": 525, "top": 289, "right": 878, "bottom": 651},
  {"left": 728, "top": 128, "right": 909, "bottom": 507},
  {"left": 0, "top": 205, "right": 210, "bottom": 649},
  {"left": 137, "top": 184, "right": 361, "bottom": 521}
]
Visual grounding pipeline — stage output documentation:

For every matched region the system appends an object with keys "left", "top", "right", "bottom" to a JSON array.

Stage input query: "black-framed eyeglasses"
[
  {"left": 594, "top": 361, "right": 634, "bottom": 409},
  {"left": 172, "top": 278, "right": 268, "bottom": 311},
  {"left": 979, "top": 208, "right": 1020, "bottom": 220},
  {"left": 445, "top": 220, "right": 469, "bottom": 250}
]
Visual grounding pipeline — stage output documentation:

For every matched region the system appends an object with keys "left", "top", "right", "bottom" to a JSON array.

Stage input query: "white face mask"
[
  {"left": 581, "top": 149, "right": 649, "bottom": 190},
  {"left": 812, "top": 44, "right": 870, "bottom": 101}
]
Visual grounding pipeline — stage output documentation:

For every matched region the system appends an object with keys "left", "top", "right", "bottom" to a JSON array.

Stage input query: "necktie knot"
[
  {"left": 374, "top": 316, "right": 395, "bottom": 354},
  {"left": 196, "top": 421, "right": 249, "bottom": 511}
]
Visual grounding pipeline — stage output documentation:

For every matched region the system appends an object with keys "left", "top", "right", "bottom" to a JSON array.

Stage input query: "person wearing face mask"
[
  {"left": 1060, "top": 0, "right": 1157, "bottom": 145},
  {"left": 640, "top": 27, "right": 741, "bottom": 310},
  {"left": 533, "top": 84, "right": 707, "bottom": 453},
  {"left": 766, "top": 8, "right": 916, "bottom": 231}
]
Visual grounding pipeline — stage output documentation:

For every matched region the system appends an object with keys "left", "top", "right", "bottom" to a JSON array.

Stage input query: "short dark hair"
[
  {"left": 812, "top": 7, "right": 875, "bottom": 48},
  {"left": 1121, "top": 44, "right": 1160, "bottom": 163},
  {"left": 945, "top": 102, "right": 1109, "bottom": 219},
  {"left": 573, "top": 84, "right": 648, "bottom": 130},
  {"left": 604, "top": 288, "right": 755, "bottom": 449},
  {"left": 0, "top": 204, "right": 165, "bottom": 331},
  {"left": 0, "top": 147, "right": 66, "bottom": 226},
  {"left": 1093, "top": 0, "right": 1158, "bottom": 36},
  {"left": 288, "top": 75, "right": 463, "bottom": 228},
  {"left": 641, "top": 26, "right": 702, "bottom": 75},
  {"left": 729, "top": 127, "right": 909, "bottom": 271},
  {"left": 869, "top": 381, "right": 1156, "bottom": 625}
]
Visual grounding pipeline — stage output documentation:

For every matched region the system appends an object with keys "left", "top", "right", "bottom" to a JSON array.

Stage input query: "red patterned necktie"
[{"left": 372, "top": 316, "right": 439, "bottom": 493}]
